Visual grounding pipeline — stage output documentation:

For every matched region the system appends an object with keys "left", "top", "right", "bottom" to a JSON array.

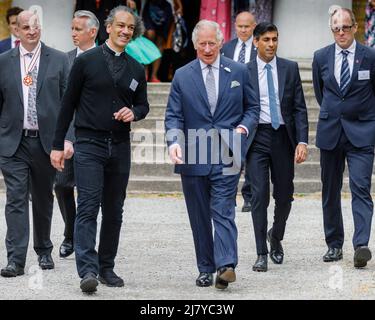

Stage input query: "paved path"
[{"left": 0, "top": 193, "right": 374, "bottom": 300}]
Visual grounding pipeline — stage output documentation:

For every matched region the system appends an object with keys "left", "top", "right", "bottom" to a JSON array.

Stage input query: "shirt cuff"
[
  {"left": 237, "top": 125, "right": 249, "bottom": 136},
  {"left": 298, "top": 142, "right": 308, "bottom": 146}
]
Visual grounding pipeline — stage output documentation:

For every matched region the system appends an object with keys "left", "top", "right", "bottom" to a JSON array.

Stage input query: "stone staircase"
[{"left": 0, "top": 60, "right": 370, "bottom": 194}]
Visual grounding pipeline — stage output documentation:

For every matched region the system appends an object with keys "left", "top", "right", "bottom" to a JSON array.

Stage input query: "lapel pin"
[{"left": 224, "top": 67, "right": 231, "bottom": 73}]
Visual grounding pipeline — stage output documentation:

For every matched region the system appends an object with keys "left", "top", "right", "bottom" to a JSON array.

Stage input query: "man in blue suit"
[
  {"left": 221, "top": 11, "right": 257, "bottom": 213},
  {"left": 247, "top": 23, "right": 308, "bottom": 272},
  {"left": 313, "top": 8, "right": 375, "bottom": 268},
  {"left": 0, "top": 7, "right": 23, "bottom": 54},
  {"left": 165, "top": 20, "right": 259, "bottom": 289}
]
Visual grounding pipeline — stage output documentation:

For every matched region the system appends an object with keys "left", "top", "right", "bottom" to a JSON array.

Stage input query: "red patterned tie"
[{"left": 14, "top": 39, "right": 20, "bottom": 47}]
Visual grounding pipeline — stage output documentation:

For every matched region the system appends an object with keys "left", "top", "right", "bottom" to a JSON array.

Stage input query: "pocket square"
[{"left": 231, "top": 80, "right": 240, "bottom": 88}]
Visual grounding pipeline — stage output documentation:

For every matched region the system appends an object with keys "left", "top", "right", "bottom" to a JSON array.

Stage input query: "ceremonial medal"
[{"left": 23, "top": 74, "right": 33, "bottom": 86}]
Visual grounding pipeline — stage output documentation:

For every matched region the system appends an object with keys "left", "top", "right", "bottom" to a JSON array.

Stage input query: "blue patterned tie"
[
  {"left": 238, "top": 42, "right": 246, "bottom": 64},
  {"left": 265, "top": 64, "right": 280, "bottom": 130},
  {"left": 206, "top": 65, "right": 217, "bottom": 115},
  {"left": 340, "top": 50, "right": 350, "bottom": 94}
]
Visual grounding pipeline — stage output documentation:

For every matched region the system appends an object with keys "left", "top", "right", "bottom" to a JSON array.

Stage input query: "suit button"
[
  {"left": 113, "top": 101, "right": 116, "bottom": 104},
  {"left": 342, "top": 98, "right": 345, "bottom": 101}
]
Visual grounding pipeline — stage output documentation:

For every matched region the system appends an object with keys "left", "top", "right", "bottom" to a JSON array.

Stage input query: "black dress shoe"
[
  {"left": 354, "top": 246, "right": 372, "bottom": 268},
  {"left": 196, "top": 272, "right": 213, "bottom": 287},
  {"left": 80, "top": 273, "right": 98, "bottom": 293},
  {"left": 215, "top": 266, "right": 236, "bottom": 290},
  {"left": 59, "top": 239, "right": 74, "bottom": 258},
  {"left": 38, "top": 254, "right": 55, "bottom": 270},
  {"left": 98, "top": 270, "right": 124, "bottom": 287},
  {"left": 267, "top": 228, "right": 284, "bottom": 264},
  {"left": 242, "top": 201, "right": 251, "bottom": 212},
  {"left": 252, "top": 255, "right": 268, "bottom": 272},
  {"left": 1, "top": 262, "right": 25, "bottom": 277},
  {"left": 323, "top": 248, "right": 343, "bottom": 262}
]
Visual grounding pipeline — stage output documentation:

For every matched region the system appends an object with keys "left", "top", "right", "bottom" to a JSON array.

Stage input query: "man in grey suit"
[
  {"left": 56, "top": 10, "right": 99, "bottom": 259},
  {"left": 0, "top": 11, "right": 71, "bottom": 277}
]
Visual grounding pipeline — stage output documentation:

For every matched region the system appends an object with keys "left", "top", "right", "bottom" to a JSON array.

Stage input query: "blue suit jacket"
[
  {"left": 165, "top": 56, "right": 260, "bottom": 176},
  {"left": 313, "top": 42, "right": 375, "bottom": 150},
  {"left": 221, "top": 38, "right": 257, "bottom": 62},
  {"left": 0, "top": 37, "right": 11, "bottom": 54},
  {"left": 247, "top": 57, "right": 309, "bottom": 147}
]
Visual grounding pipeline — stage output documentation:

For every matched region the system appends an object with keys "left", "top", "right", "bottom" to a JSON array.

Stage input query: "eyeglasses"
[{"left": 331, "top": 25, "right": 355, "bottom": 33}]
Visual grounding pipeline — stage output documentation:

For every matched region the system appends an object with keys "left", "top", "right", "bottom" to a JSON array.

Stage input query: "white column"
[
  {"left": 13, "top": 0, "right": 75, "bottom": 52},
  {"left": 273, "top": 0, "right": 352, "bottom": 59}
]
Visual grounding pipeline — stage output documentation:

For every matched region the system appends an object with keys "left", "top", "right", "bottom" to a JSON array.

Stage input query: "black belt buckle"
[{"left": 23, "top": 129, "right": 39, "bottom": 138}]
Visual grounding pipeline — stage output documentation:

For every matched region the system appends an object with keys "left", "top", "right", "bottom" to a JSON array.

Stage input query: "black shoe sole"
[
  {"left": 1, "top": 270, "right": 24, "bottom": 277},
  {"left": 80, "top": 278, "right": 98, "bottom": 293},
  {"left": 252, "top": 266, "right": 267, "bottom": 272},
  {"left": 98, "top": 276, "right": 124, "bottom": 287},
  {"left": 354, "top": 248, "right": 372, "bottom": 268},
  {"left": 323, "top": 256, "right": 343, "bottom": 262},
  {"left": 39, "top": 265, "right": 55, "bottom": 270},
  {"left": 196, "top": 281, "right": 213, "bottom": 287}
]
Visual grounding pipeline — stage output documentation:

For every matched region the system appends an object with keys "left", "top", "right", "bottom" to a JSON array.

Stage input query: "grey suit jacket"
[
  {"left": 0, "top": 42, "right": 70, "bottom": 157},
  {"left": 67, "top": 48, "right": 77, "bottom": 68}
]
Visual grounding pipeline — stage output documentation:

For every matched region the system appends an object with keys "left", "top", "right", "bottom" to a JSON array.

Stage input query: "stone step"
[
  {"left": 127, "top": 176, "right": 372, "bottom": 194},
  {"left": 128, "top": 161, "right": 343, "bottom": 179}
]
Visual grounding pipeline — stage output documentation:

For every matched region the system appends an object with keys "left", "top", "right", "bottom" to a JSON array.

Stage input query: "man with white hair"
[
  {"left": 55, "top": 10, "right": 99, "bottom": 260},
  {"left": 0, "top": 10, "right": 70, "bottom": 277},
  {"left": 165, "top": 19, "right": 259, "bottom": 289},
  {"left": 313, "top": 8, "right": 375, "bottom": 268}
]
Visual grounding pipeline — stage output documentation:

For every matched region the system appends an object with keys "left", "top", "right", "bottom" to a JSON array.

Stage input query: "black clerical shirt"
[{"left": 52, "top": 43, "right": 149, "bottom": 150}]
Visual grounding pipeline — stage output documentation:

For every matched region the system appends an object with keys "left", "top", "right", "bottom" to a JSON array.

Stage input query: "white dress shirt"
[
  {"left": 199, "top": 55, "right": 220, "bottom": 100},
  {"left": 11, "top": 34, "right": 19, "bottom": 48},
  {"left": 233, "top": 37, "right": 253, "bottom": 63},
  {"left": 257, "top": 56, "right": 285, "bottom": 125},
  {"left": 334, "top": 40, "right": 356, "bottom": 87},
  {"left": 19, "top": 42, "right": 41, "bottom": 130},
  {"left": 76, "top": 44, "right": 96, "bottom": 57}
]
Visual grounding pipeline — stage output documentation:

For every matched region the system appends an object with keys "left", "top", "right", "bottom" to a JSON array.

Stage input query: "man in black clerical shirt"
[{"left": 51, "top": 6, "right": 149, "bottom": 294}]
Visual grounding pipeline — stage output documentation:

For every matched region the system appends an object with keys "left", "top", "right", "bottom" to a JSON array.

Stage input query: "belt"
[{"left": 23, "top": 129, "right": 39, "bottom": 138}]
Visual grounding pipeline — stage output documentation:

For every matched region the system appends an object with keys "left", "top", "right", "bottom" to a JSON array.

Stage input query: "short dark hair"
[
  {"left": 104, "top": 5, "right": 144, "bottom": 39},
  {"left": 253, "top": 22, "right": 278, "bottom": 39},
  {"left": 6, "top": 6, "right": 23, "bottom": 25}
]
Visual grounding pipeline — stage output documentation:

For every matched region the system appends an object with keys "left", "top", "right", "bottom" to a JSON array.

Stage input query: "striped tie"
[
  {"left": 238, "top": 42, "right": 246, "bottom": 64},
  {"left": 206, "top": 65, "right": 217, "bottom": 115},
  {"left": 340, "top": 50, "right": 350, "bottom": 94}
]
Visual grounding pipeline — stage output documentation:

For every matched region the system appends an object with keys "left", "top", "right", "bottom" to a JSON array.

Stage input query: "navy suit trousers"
[
  {"left": 321, "top": 130, "right": 374, "bottom": 249},
  {"left": 181, "top": 164, "right": 240, "bottom": 273}
]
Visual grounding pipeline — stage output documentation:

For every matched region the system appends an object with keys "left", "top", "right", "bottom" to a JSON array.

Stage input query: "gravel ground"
[{"left": 0, "top": 192, "right": 374, "bottom": 300}]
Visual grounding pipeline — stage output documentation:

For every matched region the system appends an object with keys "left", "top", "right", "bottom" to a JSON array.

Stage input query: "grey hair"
[
  {"left": 104, "top": 5, "right": 144, "bottom": 39},
  {"left": 329, "top": 7, "right": 357, "bottom": 26},
  {"left": 74, "top": 10, "right": 100, "bottom": 36},
  {"left": 192, "top": 20, "right": 224, "bottom": 47}
]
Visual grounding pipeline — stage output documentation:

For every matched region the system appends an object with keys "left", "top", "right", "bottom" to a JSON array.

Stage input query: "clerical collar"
[{"left": 104, "top": 41, "right": 125, "bottom": 57}]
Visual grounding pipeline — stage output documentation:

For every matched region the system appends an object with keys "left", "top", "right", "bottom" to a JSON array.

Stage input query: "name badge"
[
  {"left": 358, "top": 70, "right": 370, "bottom": 81},
  {"left": 130, "top": 79, "right": 139, "bottom": 91}
]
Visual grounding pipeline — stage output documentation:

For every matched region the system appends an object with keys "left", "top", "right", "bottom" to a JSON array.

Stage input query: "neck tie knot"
[
  {"left": 265, "top": 63, "right": 272, "bottom": 70},
  {"left": 341, "top": 50, "right": 349, "bottom": 57},
  {"left": 25, "top": 52, "right": 33, "bottom": 58},
  {"left": 14, "top": 39, "right": 20, "bottom": 47}
]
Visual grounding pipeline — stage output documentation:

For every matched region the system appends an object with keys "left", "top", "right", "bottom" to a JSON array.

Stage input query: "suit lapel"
[
  {"left": 248, "top": 59, "right": 260, "bottom": 102},
  {"left": 276, "top": 57, "right": 286, "bottom": 103},
  {"left": 190, "top": 59, "right": 211, "bottom": 111},
  {"left": 345, "top": 44, "right": 365, "bottom": 94},
  {"left": 36, "top": 43, "right": 49, "bottom": 97},
  {"left": 229, "top": 39, "right": 236, "bottom": 59},
  {"left": 328, "top": 44, "right": 342, "bottom": 96},
  {"left": 10, "top": 48, "right": 23, "bottom": 105},
  {"left": 216, "top": 57, "right": 231, "bottom": 109},
  {"left": 250, "top": 43, "right": 257, "bottom": 61}
]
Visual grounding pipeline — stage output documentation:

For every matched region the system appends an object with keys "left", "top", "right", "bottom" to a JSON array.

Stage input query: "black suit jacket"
[
  {"left": 0, "top": 42, "right": 70, "bottom": 157},
  {"left": 221, "top": 38, "right": 257, "bottom": 62},
  {"left": 247, "top": 57, "right": 308, "bottom": 148}
]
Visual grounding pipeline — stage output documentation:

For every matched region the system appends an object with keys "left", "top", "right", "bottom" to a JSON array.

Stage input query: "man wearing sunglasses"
[{"left": 313, "top": 8, "right": 375, "bottom": 268}]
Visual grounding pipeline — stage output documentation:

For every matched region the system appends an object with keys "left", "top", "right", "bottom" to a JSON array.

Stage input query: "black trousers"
[
  {"left": 247, "top": 125, "right": 294, "bottom": 255},
  {"left": 54, "top": 157, "right": 76, "bottom": 241},
  {"left": 73, "top": 137, "right": 130, "bottom": 278},
  {"left": 0, "top": 136, "right": 55, "bottom": 267}
]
